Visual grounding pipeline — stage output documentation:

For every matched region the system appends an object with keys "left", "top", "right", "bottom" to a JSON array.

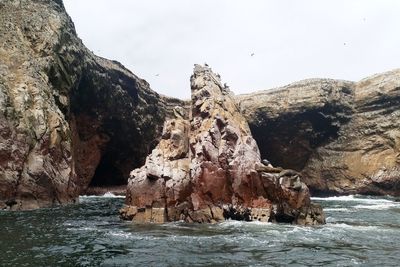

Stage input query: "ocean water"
[{"left": 1, "top": 194, "right": 399, "bottom": 267}]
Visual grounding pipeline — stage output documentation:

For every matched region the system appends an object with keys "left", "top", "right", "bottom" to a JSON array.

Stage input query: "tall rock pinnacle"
[{"left": 121, "top": 65, "right": 325, "bottom": 225}]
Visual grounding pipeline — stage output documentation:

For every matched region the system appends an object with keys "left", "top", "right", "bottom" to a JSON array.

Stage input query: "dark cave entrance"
[
  {"left": 71, "top": 66, "right": 163, "bottom": 196},
  {"left": 250, "top": 105, "right": 347, "bottom": 171},
  {"left": 88, "top": 154, "right": 127, "bottom": 189}
]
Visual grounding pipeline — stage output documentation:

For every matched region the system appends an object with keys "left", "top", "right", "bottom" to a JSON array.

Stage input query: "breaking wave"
[
  {"left": 79, "top": 192, "right": 125, "bottom": 199},
  {"left": 312, "top": 195, "right": 393, "bottom": 203}
]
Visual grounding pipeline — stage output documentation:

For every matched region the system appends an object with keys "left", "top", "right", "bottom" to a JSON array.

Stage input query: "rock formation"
[
  {"left": 0, "top": 0, "right": 184, "bottom": 210},
  {"left": 1, "top": 0, "right": 398, "bottom": 213},
  {"left": 121, "top": 65, "right": 325, "bottom": 225},
  {"left": 238, "top": 70, "right": 400, "bottom": 196}
]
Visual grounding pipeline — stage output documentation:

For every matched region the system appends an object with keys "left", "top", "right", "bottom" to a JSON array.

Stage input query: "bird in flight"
[
  {"left": 155, "top": 74, "right": 160, "bottom": 77},
  {"left": 251, "top": 53, "right": 255, "bottom": 57}
]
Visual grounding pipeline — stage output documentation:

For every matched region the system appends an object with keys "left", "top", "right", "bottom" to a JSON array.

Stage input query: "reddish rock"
[
  {"left": 121, "top": 65, "right": 325, "bottom": 225},
  {"left": 124, "top": 115, "right": 191, "bottom": 223},
  {"left": 189, "top": 65, "right": 269, "bottom": 217}
]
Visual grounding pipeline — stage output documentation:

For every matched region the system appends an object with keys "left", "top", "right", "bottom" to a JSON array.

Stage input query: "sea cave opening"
[
  {"left": 86, "top": 154, "right": 128, "bottom": 195},
  {"left": 250, "top": 107, "right": 342, "bottom": 171}
]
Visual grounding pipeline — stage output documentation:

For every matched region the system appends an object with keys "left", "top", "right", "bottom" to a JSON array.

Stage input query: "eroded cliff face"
[
  {"left": 0, "top": 0, "right": 81, "bottom": 210},
  {"left": 122, "top": 65, "right": 325, "bottom": 225},
  {"left": 0, "top": 0, "right": 183, "bottom": 210},
  {"left": 238, "top": 70, "right": 400, "bottom": 196},
  {"left": 1, "top": 0, "right": 398, "bottom": 213},
  {"left": 69, "top": 58, "right": 183, "bottom": 194}
]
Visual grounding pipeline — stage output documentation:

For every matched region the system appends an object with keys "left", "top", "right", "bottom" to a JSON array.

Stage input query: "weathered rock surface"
[
  {"left": 0, "top": 0, "right": 183, "bottom": 210},
  {"left": 238, "top": 70, "right": 400, "bottom": 196},
  {"left": 122, "top": 65, "right": 325, "bottom": 225},
  {"left": 1, "top": 0, "right": 397, "bottom": 214}
]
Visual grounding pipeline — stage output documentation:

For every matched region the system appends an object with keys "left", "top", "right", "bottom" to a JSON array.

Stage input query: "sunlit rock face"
[
  {"left": 238, "top": 69, "right": 400, "bottom": 196},
  {"left": 121, "top": 65, "right": 325, "bottom": 225}
]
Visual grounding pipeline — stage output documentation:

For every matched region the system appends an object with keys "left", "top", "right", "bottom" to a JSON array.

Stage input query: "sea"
[{"left": 0, "top": 194, "right": 399, "bottom": 266}]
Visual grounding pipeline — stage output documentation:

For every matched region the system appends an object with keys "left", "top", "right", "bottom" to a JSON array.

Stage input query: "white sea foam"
[
  {"left": 354, "top": 203, "right": 400, "bottom": 210},
  {"left": 312, "top": 195, "right": 393, "bottom": 204},
  {"left": 79, "top": 192, "right": 125, "bottom": 199},
  {"left": 218, "top": 220, "right": 272, "bottom": 229},
  {"left": 218, "top": 220, "right": 247, "bottom": 227},
  {"left": 350, "top": 258, "right": 362, "bottom": 265},
  {"left": 323, "top": 208, "right": 351, "bottom": 212},
  {"left": 102, "top": 192, "right": 125, "bottom": 198},
  {"left": 107, "top": 231, "right": 132, "bottom": 238},
  {"left": 312, "top": 195, "right": 358, "bottom": 201},
  {"left": 328, "top": 223, "right": 380, "bottom": 231},
  {"left": 67, "top": 226, "right": 98, "bottom": 232}
]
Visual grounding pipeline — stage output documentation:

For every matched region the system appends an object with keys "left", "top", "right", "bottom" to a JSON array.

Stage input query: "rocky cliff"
[
  {"left": 0, "top": 0, "right": 183, "bottom": 210},
  {"left": 238, "top": 70, "right": 400, "bottom": 196},
  {"left": 1, "top": 0, "right": 398, "bottom": 213},
  {"left": 121, "top": 65, "right": 325, "bottom": 225}
]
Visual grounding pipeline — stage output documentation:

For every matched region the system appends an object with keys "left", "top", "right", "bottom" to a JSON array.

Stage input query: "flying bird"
[
  {"left": 251, "top": 53, "right": 255, "bottom": 57},
  {"left": 155, "top": 74, "right": 160, "bottom": 77}
]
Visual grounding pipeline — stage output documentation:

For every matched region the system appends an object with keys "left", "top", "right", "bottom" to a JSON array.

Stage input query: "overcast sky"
[{"left": 63, "top": 0, "right": 400, "bottom": 99}]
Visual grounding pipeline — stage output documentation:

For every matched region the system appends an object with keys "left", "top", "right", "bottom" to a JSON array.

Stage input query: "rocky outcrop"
[
  {"left": 1, "top": 0, "right": 397, "bottom": 214},
  {"left": 0, "top": 0, "right": 183, "bottom": 210},
  {"left": 121, "top": 65, "right": 325, "bottom": 225},
  {"left": 238, "top": 70, "right": 400, "bottom": 196}
]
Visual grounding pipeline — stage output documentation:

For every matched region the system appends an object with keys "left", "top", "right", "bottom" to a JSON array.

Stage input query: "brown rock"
[
  {"left": 238, "top": 70, "right": 400, "bottom": 196},
  {"left": 251, "top": 208, "right": 272, "bottom": 222},
  {"left": 0, "top": 0, "right": 186, "bottom": 210},
  {"left": 125, "top": 110, "right": 191, "bottom": 223},
  {"left": 189, "top": 64, "right": 267, "bottom": 212},
  {"left": 122, "top": 65, "right": 325, "bottom": 225}
]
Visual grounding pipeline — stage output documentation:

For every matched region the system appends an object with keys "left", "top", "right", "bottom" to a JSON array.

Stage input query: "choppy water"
[{"left": 1, "top": 194, "right": 399, "bottom": 267}]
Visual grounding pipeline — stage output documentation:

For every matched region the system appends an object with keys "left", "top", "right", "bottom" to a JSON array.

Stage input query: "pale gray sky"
[{"left": 63, "top": 0, "right": 400, "bottom": 99}]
